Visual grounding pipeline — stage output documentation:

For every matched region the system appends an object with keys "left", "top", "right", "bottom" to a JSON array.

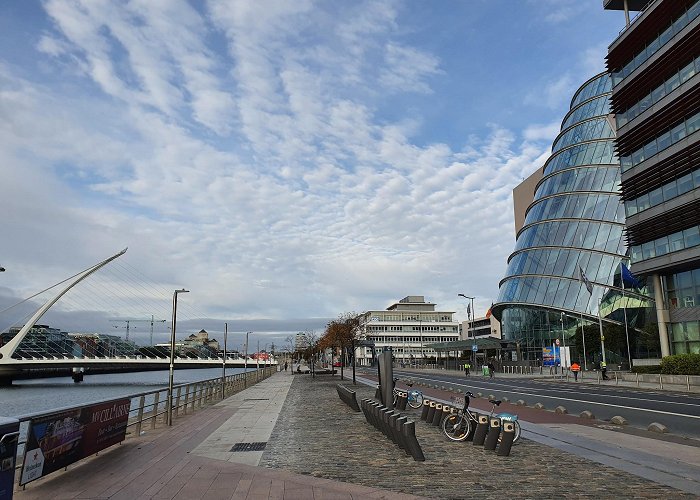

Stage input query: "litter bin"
[
  {"left": 0, "top": 417, "right": 20, "bottom": 500},
  {"left": 482, "top": 365, "right": 489, "bottom": 376}
]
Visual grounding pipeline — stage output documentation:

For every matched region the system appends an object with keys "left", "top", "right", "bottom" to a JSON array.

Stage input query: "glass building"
[{"left": 493, "top": 73, "right": 655, "bottom": 366}]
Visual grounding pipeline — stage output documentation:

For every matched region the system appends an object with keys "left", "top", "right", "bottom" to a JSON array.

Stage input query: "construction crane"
[{"left": 110, "top": 315, "right": 166, "bottom": 344}]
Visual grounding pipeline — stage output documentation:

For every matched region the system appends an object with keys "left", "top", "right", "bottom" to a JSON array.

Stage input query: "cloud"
[{"left": 1, "top": 0, "right": 586, "bottom": 338}]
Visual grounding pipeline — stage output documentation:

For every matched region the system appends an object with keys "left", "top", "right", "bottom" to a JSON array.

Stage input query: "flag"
[
  {"left": 579, "top": 266, "right": 593, "bottom": 295},
  {"left": 466, "top": 303, "right": 471, "bottom": 319},
  {"left": 621, "top": 262, "right": 642, "bottom": 289},
  {"left": 485, "top": 303, "right": 493, "bottom": 319}
]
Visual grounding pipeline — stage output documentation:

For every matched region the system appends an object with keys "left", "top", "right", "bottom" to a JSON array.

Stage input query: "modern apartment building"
[
  {"left": 606, "top": 0, "right": 700, "bottom": 355},
  {"left": 356, "top": 296, "right": 459, "bottom": 366},
  {"left": 493, "top": 72, "right": 653, "bottom": 364}
]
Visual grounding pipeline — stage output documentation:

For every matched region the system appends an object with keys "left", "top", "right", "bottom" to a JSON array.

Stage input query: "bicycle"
[
  {"left": 392, "top": 378, "right": 424, "bottom": 409},
  {"left": 442, "top": 391, "right": 521, "bottom": 443}
]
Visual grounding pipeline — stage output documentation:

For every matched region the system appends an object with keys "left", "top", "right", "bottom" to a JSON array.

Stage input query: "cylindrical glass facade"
[{"left": 494, "top": 73, "right": 653, "bottom": 363}]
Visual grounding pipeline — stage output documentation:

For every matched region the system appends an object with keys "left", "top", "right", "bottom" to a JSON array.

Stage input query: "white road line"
[{"left": 403, "top": 374, "right": 700, "bottom": 420}]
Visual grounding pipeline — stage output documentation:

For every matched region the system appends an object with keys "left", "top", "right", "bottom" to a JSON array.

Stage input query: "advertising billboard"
[
  {"left": 20, "top": 398, "right": 131, "bottom": 485},
  {"left": 542, "top": 346, "right": 560, "bottom": 366}
]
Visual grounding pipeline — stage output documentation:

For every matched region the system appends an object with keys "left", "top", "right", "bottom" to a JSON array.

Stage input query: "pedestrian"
[
  {"left": 284, "top": 361, "right": 288, "bottom": 371},
  {"left": 464, "top": 362, "right": 471, "bottom": 377},
  {"left": 601, "top": 361, "right": 608, "bottom": 380},
  {"left": 487, "top": 362, "right": 495, "bottom": 378},
  {"left": 571, "top": 361, "right": 580, "bottom": 381}
]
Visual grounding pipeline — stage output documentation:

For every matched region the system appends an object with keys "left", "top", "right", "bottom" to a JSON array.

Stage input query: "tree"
[{"left": 320, "top": 312, "right": 363, "bottom": 383}]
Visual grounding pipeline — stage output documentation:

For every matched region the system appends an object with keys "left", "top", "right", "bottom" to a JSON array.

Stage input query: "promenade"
[{"left": 13, "top": 369, "right": 700, "bottom": 499}]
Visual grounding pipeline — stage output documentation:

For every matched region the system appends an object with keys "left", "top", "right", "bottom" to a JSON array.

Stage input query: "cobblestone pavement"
[{"left": 260, "top": 374, "right": 691, "bottom": 499}]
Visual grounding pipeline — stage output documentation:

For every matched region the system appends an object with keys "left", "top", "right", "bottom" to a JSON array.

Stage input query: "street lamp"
[
  {"left": 244, "top": 331, "right": 251, "bottom": 386},
  {"left": 168, "top": 288, "right": 189, "bottom": 426},
  {"left": 458, "top": 294, "right": 475, "bottom": 365},
  {"left": 0, "top": 267, "right": 5, "bottom": 272}
]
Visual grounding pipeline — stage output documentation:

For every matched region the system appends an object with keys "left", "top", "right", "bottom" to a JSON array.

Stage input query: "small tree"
[{"left": 320, "top": 312, "right": 362, "bottom": 383}]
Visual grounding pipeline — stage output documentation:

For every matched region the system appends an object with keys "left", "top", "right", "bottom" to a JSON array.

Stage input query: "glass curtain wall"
[{"left": 493, "top": 73, "right": 654, "bottom": 365}]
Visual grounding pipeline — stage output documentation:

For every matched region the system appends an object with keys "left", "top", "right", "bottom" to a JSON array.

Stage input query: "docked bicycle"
[
  {"left": 392, "top": 378, "right": 424, "bottom": 409},
  {"left": 442, "top": 391, "right": 521, "bottom": 443}
]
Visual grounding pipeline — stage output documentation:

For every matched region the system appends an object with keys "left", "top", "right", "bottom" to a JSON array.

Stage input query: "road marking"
[{"left": 396, "top": 373, "right": 700, "bottom": 420}]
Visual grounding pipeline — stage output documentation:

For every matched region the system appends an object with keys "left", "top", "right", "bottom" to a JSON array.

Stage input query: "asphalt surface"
[{"left": 382, "top": 368, "right": 700, "bottom": 441}]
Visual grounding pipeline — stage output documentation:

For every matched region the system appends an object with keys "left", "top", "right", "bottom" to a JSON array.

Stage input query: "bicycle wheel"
[
  {"left": 512, "top": 420, "right": 521, "bottom": 443},
  {"left": 407, "top": 391, "right": 423, "bottom": 409},
  {"left": 442, "top": 414, "right": 471, "bottom": 441}
]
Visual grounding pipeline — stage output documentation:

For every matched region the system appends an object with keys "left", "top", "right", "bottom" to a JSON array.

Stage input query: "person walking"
[
  {"left": 571, "top": 362, "right": 580, "bottom": 381},
  {"left": 284, "top": 361, "right": 288, "bottom": 372},
  {"left": 487, "top": 362, "right": 495, "bottom": 378},
  {"left": 601, "top": 361, "right": 608, "bottom": 380},
  {"left": 464, "top": 362, "right": 471, "bottom": 377}
]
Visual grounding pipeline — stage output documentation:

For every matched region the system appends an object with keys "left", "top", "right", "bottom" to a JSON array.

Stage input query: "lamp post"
[
  {"left": 0, "top": 267, "right": 5, "bottom": 272},
  {"left": 244, "top": 331, "right": 250, "bottom": 386},
  {"left": 222, "top": 322, "right": 228, "bottom": 400},
  {"left": 560, "top": 312, "right": 567, "bottom": 369},
  {"left": 458, "top": 294, "right": 475, "bottom": 365},
  {"left": 418, "top": 315, "right": 423, "bottom": 367},
  {"left": 168, "top": 288, "right": 189, "bottom": 426}
]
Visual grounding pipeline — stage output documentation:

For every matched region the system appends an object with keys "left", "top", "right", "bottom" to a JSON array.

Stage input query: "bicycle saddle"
[
  {"left": 489, "top": 399, "right": 502, "bottom": 406},
  {"left": 465, "top": 391, "right": 475, "bottom": 397},
  {"left": 406, "top": 382, "right": 414, "bottom": 387}
]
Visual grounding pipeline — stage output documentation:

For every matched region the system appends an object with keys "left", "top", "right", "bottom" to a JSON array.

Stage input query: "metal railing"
[{"left": 11, "top": 365, "right": 277, "bottom": 488}]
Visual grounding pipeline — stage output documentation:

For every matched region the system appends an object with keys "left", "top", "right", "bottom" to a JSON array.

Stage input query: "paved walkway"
[{"left": 13, "top": 370, "right": 700, "bottom": 498}]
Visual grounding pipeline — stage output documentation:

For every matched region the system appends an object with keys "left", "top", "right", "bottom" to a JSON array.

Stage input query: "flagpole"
[
  {"left": 598, "top": 296, "right": 606, "bottom": 366},
  {"left": 582, "top": 302, "right": 588, "bottom": 371},
  {"left": 621, "top": 263, "right": 632, "bottom": 370}
]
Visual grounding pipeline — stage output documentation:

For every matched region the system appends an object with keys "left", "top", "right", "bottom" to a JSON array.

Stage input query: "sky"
[{"left": 0, "top": 1, "right": 627, "bottom": 347}]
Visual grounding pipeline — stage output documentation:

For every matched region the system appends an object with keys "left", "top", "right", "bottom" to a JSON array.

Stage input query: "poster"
[
  {"left": 20, "top": 398, "right": 130, "bottom": 485},
  {"left": 542, "top": 346, "right": 560, "bottom": 366}
]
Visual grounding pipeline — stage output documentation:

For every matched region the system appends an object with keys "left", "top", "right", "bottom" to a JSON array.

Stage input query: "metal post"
[
  {"left": 598, "top": 297, "right": 606, "bottom": 365},
  {"left": 244, "top": 331, "right": 250, "bottom": 387},
  {"left": 222, "top": 322, "right": 228, "bottom": 400},
  {"left": 621, "top": 268, "right": 632, "bottom": 370},
  {"left": 168, "top": 288, "right": 189, "bottom": 426},
  {"left": 560, "top": 312, "right": 567, "bottom": 370}
]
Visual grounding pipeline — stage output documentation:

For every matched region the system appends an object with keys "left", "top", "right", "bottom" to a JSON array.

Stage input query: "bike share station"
[{"left": 346, "top": 347, "right": 519, "bottom": 462}]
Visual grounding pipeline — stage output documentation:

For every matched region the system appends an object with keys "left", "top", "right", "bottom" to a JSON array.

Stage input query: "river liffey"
[{"left": 0, "top": 367, "right": 249, "bottom": 418}]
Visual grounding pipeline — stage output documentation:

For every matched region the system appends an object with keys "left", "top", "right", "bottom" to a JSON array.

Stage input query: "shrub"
[
  {"left": 631, "top": 365, "right": 661, "bottom": 374},
  {"left": 660, "top": 353, "right": 700, "bottom": 375}
]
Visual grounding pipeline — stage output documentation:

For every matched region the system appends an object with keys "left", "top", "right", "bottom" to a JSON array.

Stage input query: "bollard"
[
  {"left": 497, "top": 421, "right": 515, "bottom": 456},
  {"left": 426, "top": 402, "right": 436, "bottom": 424},
  {"left": 472, "top": 414, "right": 489, "bottom": 446},
  {"left": 431, "top": 404, "right": 443, "bottom": 426},
  {"left": 396, "top": 416, "right": 411, "bottom": 456},
  {"left": 402, "top": 421, "right": 425, "bottom": 462},
  {"left": 399, "top": 391, "right": 409, "bottom": 411},
  {"left": 483, "top": 417, "right": 501, "bottom": 451},
  {"left": 420, "top": 400, "right": 431, "bottom": 421},
  {"left": 440, "top": 405, "right": 451, "bottom": 427}
]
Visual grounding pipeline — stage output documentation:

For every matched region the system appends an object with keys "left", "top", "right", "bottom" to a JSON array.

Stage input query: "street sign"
[
  {"left": 472, "top": 344, "right": 478, "bottom": 352},
  {"left": 555, "top": 339, "right": 560, "bottom": 346}
]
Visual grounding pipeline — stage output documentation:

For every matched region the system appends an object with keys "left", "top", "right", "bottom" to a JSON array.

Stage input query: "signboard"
[
  {"left": 472, "top": 344, "right": 478, "bottom": 352},
  {"left": 0, "top": 418, "right": 19, "bottom": 499},
  {"left": 20, "top": 398, "right": 131, "bottom": 485},
  {"left": 555, "top": 339, "right": 560, "bottom": 346},
  {"left": 542, "top": 346, "right": 560, "bottom": 366}
]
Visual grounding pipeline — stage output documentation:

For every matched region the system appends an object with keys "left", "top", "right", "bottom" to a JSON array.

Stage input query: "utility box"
[{"left": 0, "top": 417, "right": 19, "bottom": 500}]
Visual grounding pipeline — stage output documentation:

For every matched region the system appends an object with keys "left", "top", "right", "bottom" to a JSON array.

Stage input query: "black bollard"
[
  {"left": 420, "top": 400, "right": 431, "bottom": 421},
  {"left": 431, "top": 403, "right": 443, "bottom": 426},
  {"left": 402, "top": 421, "right": 425, "bottom": 462},
  {"left": 483, "top": 417, "right": 501, "bottom": 451},
  {"left": 472, "top": 414, "right": 489, "bottom": 446},
  {"left": 497, "top": 421, "right": 516, "bottom": 456},
  {"left": 396, "top": 416, "right": 411, "bottom": 455},
  {"left": 426, "top": 402, "right": 436, "bottom": 423},
  {"left": 399, "top": 391, "right": 408, "bottom": 411}
]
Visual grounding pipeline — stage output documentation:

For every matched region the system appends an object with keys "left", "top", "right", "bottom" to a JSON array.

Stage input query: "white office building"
[{"left": 357, "top": 296, "right": 459, "bottom": 366}]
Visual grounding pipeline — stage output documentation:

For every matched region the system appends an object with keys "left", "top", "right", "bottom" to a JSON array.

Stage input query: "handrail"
[{"left": 10, "top": 366, "right": 277, "bottom": 486}]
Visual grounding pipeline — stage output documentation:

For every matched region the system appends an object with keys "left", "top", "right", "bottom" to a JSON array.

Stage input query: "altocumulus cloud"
[{"left": 0, "top": 0, "right": 604, "bottom": 331}]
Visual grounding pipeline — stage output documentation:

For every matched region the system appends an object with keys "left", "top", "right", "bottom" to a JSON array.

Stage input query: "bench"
[{"left": 336, "top": 384, "right": 361, "bottom": 412}]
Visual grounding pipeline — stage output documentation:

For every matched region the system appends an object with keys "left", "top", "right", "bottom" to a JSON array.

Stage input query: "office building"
[{"left": 605, "top": 0, "right": 700, "bottom": 355}]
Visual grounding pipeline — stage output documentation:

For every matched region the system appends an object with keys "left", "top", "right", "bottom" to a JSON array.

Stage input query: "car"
[{"left": 332, "top": 362, "right": 344, "bottom": 367}]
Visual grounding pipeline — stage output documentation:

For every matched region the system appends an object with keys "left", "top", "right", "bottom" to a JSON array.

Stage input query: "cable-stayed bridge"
[{"left": 0, "top": 249, "right": 275, "bottom": 384}]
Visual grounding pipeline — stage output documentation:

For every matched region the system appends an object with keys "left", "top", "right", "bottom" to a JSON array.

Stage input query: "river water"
[{"left": 0, "top": 367, "right": 249, "bottom": 418}]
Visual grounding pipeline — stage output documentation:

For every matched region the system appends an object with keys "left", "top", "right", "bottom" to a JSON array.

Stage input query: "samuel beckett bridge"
[{"left": 0, "top": 249, "right": 273, "bottom": 385}]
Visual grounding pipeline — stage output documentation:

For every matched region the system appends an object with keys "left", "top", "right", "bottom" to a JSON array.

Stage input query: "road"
[{"left": 359, "top": 368, "right": 700, "bottom": 440}]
